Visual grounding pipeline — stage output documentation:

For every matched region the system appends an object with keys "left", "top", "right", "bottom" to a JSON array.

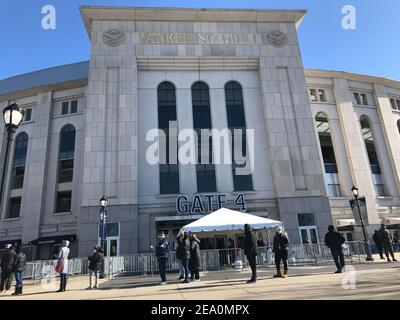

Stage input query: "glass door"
[
  {"left": 98, "top": 223, "right": 120, "bottom": 256},
  {"left": 107, "top": 237, "right": 119, "bottom": 257},
  {"left": 299, "top": 227, "right": 318, "bottom": 244},
  {"left": 98, "top": 237, "right": 120, "bottom": 257}
]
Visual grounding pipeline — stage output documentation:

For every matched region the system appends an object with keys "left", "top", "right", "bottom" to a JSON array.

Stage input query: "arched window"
[
  {"left": 56, "top": 124, "right": 76, "bottom": 213},
  {"left": 158, "top": 82, "right": 179, "bottom": 194},
  {"left": 315, "top": 113, "right": 341, "bottom": 197},
  {"left": 225, "top": 81, "right": 253, "bottom": 191},
  {"left": 192, "top": 81, "right": 216, "bottom": 192},
  {"left": 7, "top": 132, "right": 29, "bottom": 218},
  {"left": 397, "top": 120, "right": 400, "bottom": 135},
  {"left": 360, "top": 116, "right": 385, "bottom": 196}
]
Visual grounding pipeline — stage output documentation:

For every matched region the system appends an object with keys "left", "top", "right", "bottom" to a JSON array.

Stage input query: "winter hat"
[
  {"left": 276, "top": 227, "right": 283, "bottom": 234},
  {"left": 62, "top": 240, "right": 70, "bottom": 247},
  {"left": 158, "top": 232, "right": 166, "bottom": 239}
]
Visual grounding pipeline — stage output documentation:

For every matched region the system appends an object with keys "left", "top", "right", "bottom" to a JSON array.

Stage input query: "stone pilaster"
[
  {"left": 21, "top": 92, "right": 53, "bottom": 244},
  {"left": 333, "top": 78, "right": 379, "bottom": 224}
]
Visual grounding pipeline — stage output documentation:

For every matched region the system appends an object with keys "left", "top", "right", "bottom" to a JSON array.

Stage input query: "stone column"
[
  {"left": 21, "top": 92, "right": 53, "bottom": 244},
  {"left": 333, "top": 78, "right": 379, "bottom": 224},
  {"left": 328, "top": 117, "right": 353, "bottom": 197},
  {"left": 373, "top": 83, "right": 400, "bottom": 196},
  {"left": 209, "top": 87, "right": 234, "bottom": 193},
  {"left": 79, "top": 21, "right": 139, "bottom": 256},
  {"left": 176, "top": 87, "right": 197, "bottom": 194},
  {"left": 258, "top": 25, "right": 332, "bottom": 243}
]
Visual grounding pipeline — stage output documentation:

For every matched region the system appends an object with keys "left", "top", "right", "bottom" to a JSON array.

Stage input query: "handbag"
[{"left": 55, "top": 261, "right": 63, "bottom": 273}]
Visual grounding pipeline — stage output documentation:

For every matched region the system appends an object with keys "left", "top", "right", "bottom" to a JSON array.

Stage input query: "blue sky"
[{"left": 1, "top": 0, "right": 399, "bottom": 80}]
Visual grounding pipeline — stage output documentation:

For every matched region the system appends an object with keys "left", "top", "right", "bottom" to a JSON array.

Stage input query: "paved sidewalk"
[{"left": 0, "top": 256, "right": 399, "bottom": 300}]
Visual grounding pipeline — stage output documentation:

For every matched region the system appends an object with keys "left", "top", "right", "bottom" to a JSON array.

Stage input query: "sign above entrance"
[
  {"left": 139, "top": 32, "right": 257, "bottom": 45},
  {"left": 176, "top": 193, "right": 246, "bottom": 214}
]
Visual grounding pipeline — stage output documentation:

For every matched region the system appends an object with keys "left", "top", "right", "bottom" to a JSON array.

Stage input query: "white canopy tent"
[
  {"left": 182, "top": 208, "right": 283, "bottom": 233},
  {"left": 383, "top": 217, "right": 400, "bottom": 226}
]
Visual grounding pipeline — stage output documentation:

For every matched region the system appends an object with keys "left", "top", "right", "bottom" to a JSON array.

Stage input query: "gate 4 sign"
[
  {"left": 349, "top": 197, "right": 366, "bottom": 209},
  {"left": 176, "top": 193, "right": 246, "bottom": 214}
]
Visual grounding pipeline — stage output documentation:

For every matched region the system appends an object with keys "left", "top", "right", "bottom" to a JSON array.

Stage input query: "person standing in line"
[
  {"left": 257, "top": 237, "right": 265, "bottom": 248},
  {"left": 87, "top": 246, "right": 104, "bottom": 290},
  {"left": 373, "top": 230, "right": 384, "bottom": 259},
  {"left": 12, "top": 246, "right": 26, "bottom": 296},
  {"left": 393, "top": 233, "right": 400, "bottom": 253},
  {"left": 189, "top": 234, "right": 201, "bottom": 282},
  {"left": 324, "top": 225, "right": 346, "bottom": 273},
  {"left": 175, "top": 231, "right": 186, "bottom": 280},
  {"left": 155, "top": 232, "right": 169, "bottom": 285},
  {"left": 378, "top": 224, "right": 398, "bottom": 262},
  {"left": 56, "top": 240, "right": 70, "bottom": 292},
  {"left": 0, "top": 244, "right": 17, "bottom": 293},
  {"left": 272, "top": 227, "right": 289, "bottom": 278},
  {"left": 180, "top": 232, "right": 191, "bottom": 283},
  {"left": 244, "top": 224, "right": 258, "bottom": 283}
]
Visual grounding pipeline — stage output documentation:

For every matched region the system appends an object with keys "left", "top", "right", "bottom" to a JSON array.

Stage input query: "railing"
[
  {"left": 21, "top": 256, "right": 124, "bottom": 280},
  {"left": 121, "top": 241, "right": 367, "bottom": 274},
  {"left": 14, "top": 242, "right": 366, "bottom": 281}
]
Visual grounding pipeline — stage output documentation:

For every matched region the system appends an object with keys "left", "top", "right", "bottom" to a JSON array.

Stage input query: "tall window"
[
  {"left": 397, "top": 120, "right": 400, "bottom": 135},
  {"left": 11, "top": 132, "right": 28, "bottom": 190},
  {"left": 56, "top": 124, "right": 76, "bottom": 213},
  {"left": 353, "top": 92, "right": 369, "bottom": 106},
  {"left": 158, "top": 82, "right": 179, "bottom": 194},
  {"left": 192, "top": 82, "right": 216, "bottom": 192},
  {"left": 309, "top": 88, "right": 327, "bottom": 102},
  {"left": 360, "top": 116, "right": 385, "bottom": 196},
  {"left": 7, "top": 132, "right": 28, "bottom": 218},
  {"left": 315, "top": 113, "right": 341, "bottom": 197},
  {"left": 225, "top": 81, "right": 253, "bottom": 191}
]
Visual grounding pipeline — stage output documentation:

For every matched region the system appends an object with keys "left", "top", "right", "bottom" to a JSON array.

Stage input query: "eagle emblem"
[
  {"left": 102, "top": 29, "right": 126, "bottom": 47},
  {"left": 266, "top": 31, "right": 288, "bottom": 48}
]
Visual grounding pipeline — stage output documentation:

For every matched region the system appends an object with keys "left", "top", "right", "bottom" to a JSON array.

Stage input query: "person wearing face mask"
[
  {"left": 244, "top": 224, "right": 259, "bottom": 283},
  {"left": 154, "top": 232, "right": 169, "bottom": 285},
  {"left": 56, "top": 240, "right": 70, "bottom": 292},
  {"left": 272, "top": 227, "right": 289, "bottom": 278}
]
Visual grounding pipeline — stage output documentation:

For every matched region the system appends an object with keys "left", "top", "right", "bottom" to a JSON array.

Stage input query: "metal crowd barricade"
[{"left": 18, "top": 241, "right": 367, "bottom": 281}]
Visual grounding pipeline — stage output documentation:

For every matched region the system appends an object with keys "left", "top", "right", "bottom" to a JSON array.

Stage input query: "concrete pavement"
[{"left": 0, "top": 255, "right": 399, "bottom": 300}]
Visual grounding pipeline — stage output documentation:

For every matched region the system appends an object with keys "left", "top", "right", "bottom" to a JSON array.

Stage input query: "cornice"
[{"left": 80, "top": 6, "right": 307, "bottom": 37}]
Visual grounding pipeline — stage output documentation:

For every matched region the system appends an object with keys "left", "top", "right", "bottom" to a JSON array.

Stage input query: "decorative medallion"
[
  {"left": 102, "top": 29, "right": 126, "bottom": 47},
  {"left": 266, "top": 31, "right": 288, "bottom": 48}
]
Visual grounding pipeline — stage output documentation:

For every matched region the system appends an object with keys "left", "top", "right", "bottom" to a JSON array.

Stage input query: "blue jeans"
[
  {"left": 14, "top": 272, "right": 23, "bottom": 287},
  {"left": 181, "top": 258, "right": 189, "bottom": 281},
  {"left": 178, "top": 260, "right": 185, "bottom": 278}
]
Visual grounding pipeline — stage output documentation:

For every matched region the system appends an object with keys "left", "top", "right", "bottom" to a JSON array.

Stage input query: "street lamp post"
[
  {"left": 0, "top": 103, "right": 24, "bottom": 209},
  {"left": 351, "top": 186, "right": 374, "bottom": 261},
  {"left": 99, "top": 196, "right": 108, "bottom": 256}
]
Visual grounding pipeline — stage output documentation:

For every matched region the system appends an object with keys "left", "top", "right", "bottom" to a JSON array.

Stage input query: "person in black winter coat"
[
  {"left": 0, "top": 244, "right": 17, "bottom": 292},
  {"left": 12, "top": 246, "right": 26, "bottom": 296},
  {"left": 154, "top": 232, "right": 169, "bottom": 285},
  {"left": 175, "top": 231, "right": 186, "bottom": 280},
  {"left": 373, "top": 230, "right": 384, "bottom": 259},
  {"left": 87, "top": 246, "right": 104, "bottom": 290},
  {"left": 189, "top": 234, "right": 201, "bottom": 281},
  {"left": 324, "top": 225, "right": 346, "bottom": 273},
  {"left": 244, "top": 224, "right": 258, "bottom": 283},
  {"left": 176, "top": 232, "right": 191, "bottom": 283},
  {"left": 378, "top": 224, "right": 398, "bottom": 262},
  {"left": 273, "top": 227, "right": 289, "bottom": 278}
]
